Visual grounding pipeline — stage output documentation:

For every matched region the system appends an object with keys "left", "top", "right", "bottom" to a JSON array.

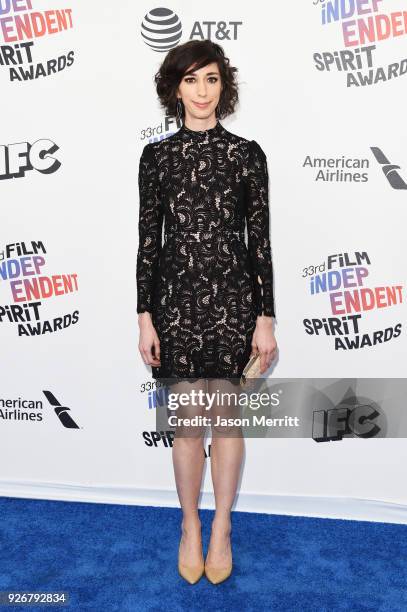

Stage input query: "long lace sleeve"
[
  {"left": 244, "top": 139, "right": 276, "bottom": 317},
  {"left": 136, "top": 143, "right": 163, "bottom": 314}
]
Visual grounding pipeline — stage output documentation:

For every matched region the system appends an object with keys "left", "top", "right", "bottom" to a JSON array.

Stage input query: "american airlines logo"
[
  {"left": 43, "top": 390, "right": 80, "bottom": 428},
  {"left": 370, "top": 147, "right": 407, "bottom": 190}
]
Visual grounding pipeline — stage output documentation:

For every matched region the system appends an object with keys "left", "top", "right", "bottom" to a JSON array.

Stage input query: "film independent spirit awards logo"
[
  {"left": 0, "top": 0, "right": 75, "bottom": 83},
  {"left": 303, "top": 250, "right": 404, "bottom": 351},
  {"left": 0, "top": 240, "right": 79, "bottom": 337},
  {"left": 313, "top": 0, "right": 407, "bottom": 87}
]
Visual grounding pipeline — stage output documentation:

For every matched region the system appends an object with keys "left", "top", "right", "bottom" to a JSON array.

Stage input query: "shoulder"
[
  {"left": 221, "top": 126, "right": 267, "bottom": 158},
  {"left": 218, "top": 125, "right": 250, "bottom": 147},
  {"left": 247, "top": 139, "right": 267, "bottom": 160},
  {"left": 141, "top": 132, "right": 180, "bottom": 159},
  {"left": 245, "top": 139, "right": 268, "bottom": 170},
  {"left": 140, "top": 141, "right": 154, "bottom": 157},
  {"left": 139, "top": 141, "right": 159, "bottom": 167}
]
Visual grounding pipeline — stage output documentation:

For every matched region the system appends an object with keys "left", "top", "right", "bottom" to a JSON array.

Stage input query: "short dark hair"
[{"left": 154, "top": 40, "right": 239, "bottom": 120}]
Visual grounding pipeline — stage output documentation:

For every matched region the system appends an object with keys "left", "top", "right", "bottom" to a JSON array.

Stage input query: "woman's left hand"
[{"left": 251, "top": 316, "right": 277, "bottom": 374}]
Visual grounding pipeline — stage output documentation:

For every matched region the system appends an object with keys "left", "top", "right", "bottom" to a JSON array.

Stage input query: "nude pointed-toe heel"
[
  {"left": 204, "top": 527, "right": 233, "bottom": 584},
  {"left": 178, "top": 540, "right": 205, "bottom": 584},
  {"left": 204, "top": 560, "right": 233, "bottom": 585}
]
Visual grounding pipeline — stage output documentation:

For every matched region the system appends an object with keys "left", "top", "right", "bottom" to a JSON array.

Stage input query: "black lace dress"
[{"left": 137, "top": 119, "right": 275, "bottom": 381}]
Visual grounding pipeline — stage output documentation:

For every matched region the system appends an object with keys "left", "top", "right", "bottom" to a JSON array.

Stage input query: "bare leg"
[
  {"left": 170, "top": 378, "right": 207, "bottom": 567},
  {"left": 206, "top": 378, "right": 244, "bottom": 568}
]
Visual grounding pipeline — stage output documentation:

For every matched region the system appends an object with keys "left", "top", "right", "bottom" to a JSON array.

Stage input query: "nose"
[{"left": 197, "top": 79, "right": 207, "bottom": 97}]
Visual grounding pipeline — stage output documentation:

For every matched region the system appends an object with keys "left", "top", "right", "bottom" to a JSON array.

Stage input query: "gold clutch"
[{"left": 240, "top": 352, "right": 261, "bottom": 386}]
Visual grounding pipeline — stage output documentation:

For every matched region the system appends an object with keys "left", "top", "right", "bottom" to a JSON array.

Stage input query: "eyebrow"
[{"left": 185, "top": 71, "right": 219, "bottom": 76}]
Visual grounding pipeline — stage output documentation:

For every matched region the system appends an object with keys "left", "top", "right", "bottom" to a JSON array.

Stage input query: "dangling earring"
[{"left": 176, "top": 98, "right": 183, "bottom": 125}]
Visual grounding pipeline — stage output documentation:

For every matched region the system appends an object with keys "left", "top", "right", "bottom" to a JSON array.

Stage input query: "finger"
[
  {"left": 263, "top": 351, "right": 274, "bottom": 373},
  {"left": 145, "top": 345, "right": 154, "bottom": 365},
  {"left": 266, "top": 349, "right": 275, "bottom": 368},
  {"left": 153, "top": 338, "right": 160, "bottom": 362},
  {"left": 260, "top": 352, "right": 268, "bottom": 373},
  {"left": 150, "top": 357, "right": 161, "bottom": 366}
]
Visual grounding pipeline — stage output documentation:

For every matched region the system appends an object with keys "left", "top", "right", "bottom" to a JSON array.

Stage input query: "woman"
[{"left": 137, "top": 40, "right": 277, "bottom": 584}]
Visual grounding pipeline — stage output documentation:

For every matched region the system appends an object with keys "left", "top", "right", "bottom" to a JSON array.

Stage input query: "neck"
[{"left": 183, "top": 116, "right": 218, "bottom": 132}]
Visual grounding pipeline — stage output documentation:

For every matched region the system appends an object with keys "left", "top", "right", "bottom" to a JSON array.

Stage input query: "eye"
[{"left": 184, "top": 77, "right": 219, "bottom": 84}]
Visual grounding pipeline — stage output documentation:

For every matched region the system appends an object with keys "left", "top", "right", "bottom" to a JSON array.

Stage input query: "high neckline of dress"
[{"left": 179, "top": 119, "right": 224, "bottom": 139}]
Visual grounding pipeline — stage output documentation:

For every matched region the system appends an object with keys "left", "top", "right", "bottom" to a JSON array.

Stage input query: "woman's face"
[{"left": 176, "top": 62, "right": 222, "bottom": 121}]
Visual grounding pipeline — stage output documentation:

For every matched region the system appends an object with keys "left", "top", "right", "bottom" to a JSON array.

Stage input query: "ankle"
[
  {"left": 181, "top": 515, "right": 201, "bottom": 534},
  {"left": 211, "top": 515, "right": 232, "bottom": 534}
]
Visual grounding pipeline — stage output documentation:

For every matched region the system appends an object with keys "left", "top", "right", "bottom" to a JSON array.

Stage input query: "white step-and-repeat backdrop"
[{"left": 1, "top": 0, "right": 406, "bottom": 523}]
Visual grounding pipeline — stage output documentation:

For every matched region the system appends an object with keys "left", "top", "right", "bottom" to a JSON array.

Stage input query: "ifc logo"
[{"left": 141, "top": 7, "right": 182, "bottom": 52}]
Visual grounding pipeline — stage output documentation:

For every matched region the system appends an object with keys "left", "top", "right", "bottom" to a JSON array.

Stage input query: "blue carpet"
[{"left": 0, "top": 496, "right": 406, "bottom": 611}]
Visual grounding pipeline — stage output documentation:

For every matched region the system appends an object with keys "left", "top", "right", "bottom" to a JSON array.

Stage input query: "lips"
[{"left": 193, "top": 101, "right": 210, "bottom": 108}]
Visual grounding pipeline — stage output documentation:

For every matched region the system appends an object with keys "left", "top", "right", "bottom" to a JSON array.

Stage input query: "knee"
[
  {"left": 174, "top": 425, "right": 206, "bottom": 441},
  {"left": 210, "top": 423, "right": 243, "bottom": 437}
]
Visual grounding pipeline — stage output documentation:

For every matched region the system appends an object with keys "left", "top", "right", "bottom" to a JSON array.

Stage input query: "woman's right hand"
[{"left": 138, "top": 312, "right": 161, "bottom": 367}]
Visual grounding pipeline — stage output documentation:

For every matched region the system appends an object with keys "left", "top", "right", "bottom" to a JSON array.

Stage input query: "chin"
[{"left": 190, "top": 108, "right": 214, "bottom": 117}]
